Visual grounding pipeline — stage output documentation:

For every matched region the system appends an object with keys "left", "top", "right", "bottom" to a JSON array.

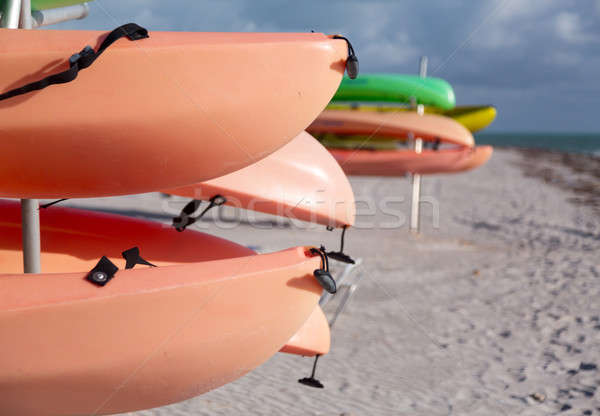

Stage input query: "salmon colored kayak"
[
  {"left": 308, "top": 110, "right": 474, "bottom": 147},
  {"left": 0, "top": 200, "right": 325, "bottom": 415},
  {"left": 0, "top": 28, "right": 349, "bottom": 198},
  {"left": 280, "top": 305, "right": 330, "bottom": 356},
  {"left": 164, "top": 131, "right": 356, "bottom": 228},
  {"left": 329, "top": 146, "right": 493, "bottom": 176}
]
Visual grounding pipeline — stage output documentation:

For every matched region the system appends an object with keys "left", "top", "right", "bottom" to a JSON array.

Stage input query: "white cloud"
[
  {"left": 554, "top": 11, "right": 591, "bottom": 43},
  {"left": 361, "top": 32, "right": 419, "bottom": 69},
  {"left": 495, "top": 0, "right": 557, "bottom": 20},
  {"left": 352, "top": 3, "right": 392, "bottom": 41}
]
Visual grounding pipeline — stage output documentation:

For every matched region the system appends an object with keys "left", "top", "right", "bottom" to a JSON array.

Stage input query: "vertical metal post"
[
  {"left": 19, "top": 0, "right": 31, "bottom": 29},
  {"left": 9, "top": 0, "right": 41, "bottom": 273},
  {"left": 409, "top": 56, "right": 428, "bottom": 234},
  {"left": 419, "top": 56, "right": 428, "bottom": 78},
  {"left": 1, "top": 0, "right": 22, "bottom": 28},
  {"left": 21, "top": 199, "right": 41, "bottom": 273}
]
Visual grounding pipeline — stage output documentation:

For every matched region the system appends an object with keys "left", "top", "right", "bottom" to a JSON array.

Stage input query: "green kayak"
[
  {"left": 32, "top": 0, "right": 92, "bottom": 10},
  {"left": 331, "top": 73, "right": 456, "bottom": 110},
  {"left": 0, "top": 0, "right": 92, "bottom": 11}
]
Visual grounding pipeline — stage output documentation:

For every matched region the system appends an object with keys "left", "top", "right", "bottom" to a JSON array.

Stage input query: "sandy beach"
[{"left": 61, "top": 147, "right": 599, "bottom": 416}]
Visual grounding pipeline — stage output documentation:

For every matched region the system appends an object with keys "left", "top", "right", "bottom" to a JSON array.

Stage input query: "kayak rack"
[
  {"left": 409, "top": 56, "right": 428, "bottom": 234},
  {"left": 2, "top": 0, "right": 89, "bottom": 273}
]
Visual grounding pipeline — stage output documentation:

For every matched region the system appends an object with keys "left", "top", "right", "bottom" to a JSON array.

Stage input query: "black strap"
[
  {"left": 173, "top": 195, "right": 227, "bottom": 232},
  {"left": 326, "top": 226, "right": 355, "bottom": 264},
  {"left": 0, "top": 23, "right": 148, "bottom": 102},
  {"left": 40, "top": 198, "right": 69, "bottom": 209},
  {"left": 332, "top": 35, "right": 359, "bottom": 79},
  {"left": 122, "top": 247, "right": 156, "bottom": 269}
]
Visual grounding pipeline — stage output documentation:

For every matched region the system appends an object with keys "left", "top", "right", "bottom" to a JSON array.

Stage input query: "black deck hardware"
[
  {"left": 298, "top": 354, "right": 324, "bottom": 388},
  {"left": 86, "top": 256, "right": 118, "bottom": 286},
  {"left": 310, "top": 246, "right": 337, "bottom": 294},
  {"left": 172, "top": 195, "right": 227, "bottom": 231},
  {"left": 326, "top": 225, "right": 355, "bottom": 264},
  {"left": 122, "top": 247, "right": 156, "bottom": 269},
  {"left": 332, "top": 35, "right": 359, "bottom": 79}
]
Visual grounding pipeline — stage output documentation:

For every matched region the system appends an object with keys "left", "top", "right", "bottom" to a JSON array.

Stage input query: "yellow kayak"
[{"left": 326, "top": 104, "right": 497, "bottom": 133}]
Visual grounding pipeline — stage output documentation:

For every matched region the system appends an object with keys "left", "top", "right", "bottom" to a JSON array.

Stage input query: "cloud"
[
  {"left": 360, "top": 34, "right": 419, "bottom": 71},
  {"left": 554, "top": 11, "right": 592, "bottom": 43}
]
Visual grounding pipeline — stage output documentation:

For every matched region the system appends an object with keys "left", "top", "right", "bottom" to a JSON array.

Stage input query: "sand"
[{"left": 62, "top": 148, "right": 599, "bottom": 415}]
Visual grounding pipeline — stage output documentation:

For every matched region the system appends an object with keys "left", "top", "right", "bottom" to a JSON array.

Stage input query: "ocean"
[{"left": 476, "top": 132, "right": 600, "bottom": 155}]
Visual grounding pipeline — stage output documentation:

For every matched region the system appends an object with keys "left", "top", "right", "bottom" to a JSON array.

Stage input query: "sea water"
[{"left": 476, "top": 132, "right": 600, "bottom": 155}]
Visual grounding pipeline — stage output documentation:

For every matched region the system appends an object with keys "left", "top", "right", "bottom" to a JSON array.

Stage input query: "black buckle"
[
  {"left": 69, "top": 45, "right": 95, "bottom": 69},
  {"left": 121, "top": 23, "right": 149, "bottom": 40},
  {"left": 310, "top": 247, "right": 337, "bottom": 294},
  {"left": 173, "top": 195, "right": 227, "bottom": 232}
]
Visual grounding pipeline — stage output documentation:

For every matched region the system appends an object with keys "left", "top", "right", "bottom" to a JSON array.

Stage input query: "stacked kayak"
[
  {"left": 308, "top": 109, "right": 492, "bottom": 176},
  {"left": 310, "top": 110, "right": 474, "bottom": 146},
  {"left": 327, "top": 103, "right": 497, "bottom": 133},
  {"left": 0, "top": 200, "right": 325, "bottom": 415},
  {"left": 164, "top": 131, "right": 355, "bottom": 229},
  {"left": 329, "top": 146, "right": 493, "bottom": 176},
  {"left": 0, "top": 19, "right": 357, "bottom": 415},
  {"left": 0, "top": 0, "right": 91, "bottom": 10},
  {"left": 419, "top": 104, "right": 496, "bottom": 133},
  {"left": 331, "top": 73, "right": 456, "bottom": 110},
  {"left": 316, "top": 72, "right": 495, "bottom": 175},
  {"left": 0, "top": 28, "right": 348, "bottom": 197}
]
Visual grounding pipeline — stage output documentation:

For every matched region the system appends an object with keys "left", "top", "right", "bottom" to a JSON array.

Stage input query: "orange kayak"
[
  {"left": 164, "top": 131, "right": 356, "bottom": 228},
  {"left": 280, "top": 305, "right": 330, "bottom": 356},
  {"left": 329, "top": 145, "right": 493, "bottom": 176},
  {"left": 0, "top": 200, "right": 324, "bottom": 415},
  {"left": 0, "top": 29, "right": 348, "bottom": 198},
  {"left": 308, "top": 109, "right": 474, "bottom": 147}
]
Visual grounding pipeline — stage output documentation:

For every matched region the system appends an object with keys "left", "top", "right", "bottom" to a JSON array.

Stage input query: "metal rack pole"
[
  {"left": 409, "top": 56, "right": 428, "bottom": 233},
  {"left": 21, "top": 199, "right": 41, "bottom": 273},
  {"left": 5, "top": 0, "right": 42, "bottom": 273},
  {"left": 0, "top": 0, "right": 21, "bottom": 28}
]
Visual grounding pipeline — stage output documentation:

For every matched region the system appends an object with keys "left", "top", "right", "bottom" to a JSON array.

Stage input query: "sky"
[{"left": 51, "top": 0, "right": 600, "bottom": 132}]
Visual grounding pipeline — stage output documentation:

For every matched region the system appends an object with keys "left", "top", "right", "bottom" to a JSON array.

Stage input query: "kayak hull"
[
  {"left": 326, "top": 104, "right": 497, "bottom": 133},
  {"left": 308, "top": 110, "right": 474, "bottom": 147},
  {"left": 164, "top": 131, "right": 356, "bottom": 228},
  {"left": 0, "top": 29, "right": 347, "bottom": 198},
  {"left": 329, "top": 146, "right": 493, "bottom": 176},
  {"left": 439, "top": 105, "right": 497, "bottom": 133},
  {"left": 0, "top": 200, "right": 322, "bottom": 415},
  {"left": 281, "top": 305, "right": 330, "bottom": 356},
  {"left": 331, "top": 73, "right": 455, "bottom": 110}
]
